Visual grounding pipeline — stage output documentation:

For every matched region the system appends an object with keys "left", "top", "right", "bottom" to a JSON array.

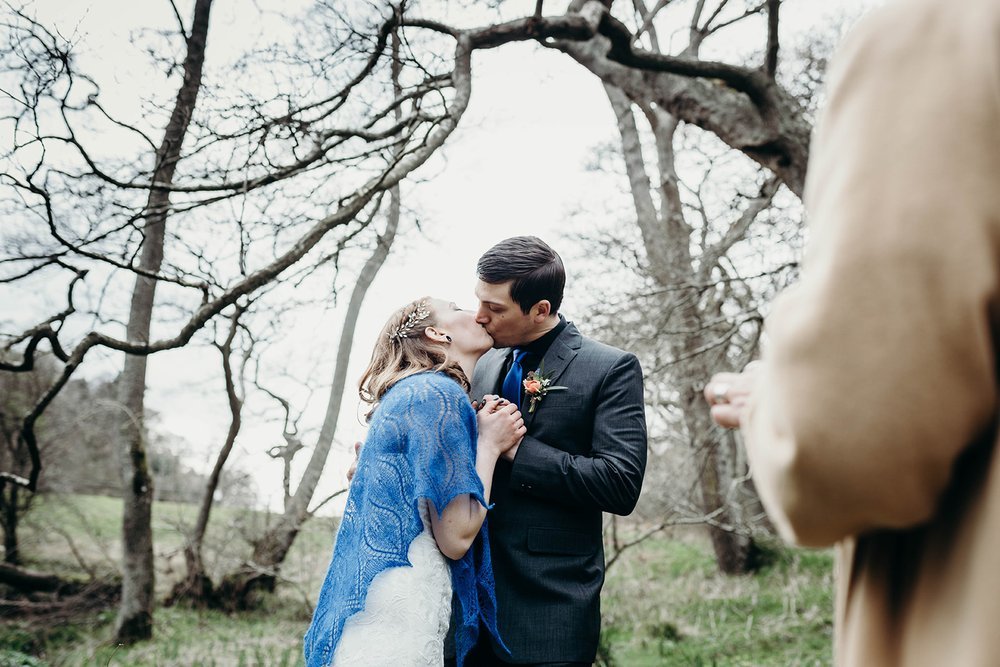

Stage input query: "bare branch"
[
  {"left": 650, "top": 316, "right": 761, "bottom": 373},
  {"left": 764, "top": 0, "right": 780, "bottom": 78},
  {"left": 690, "top": 0, "right": 709, "bottom": 30},
  {"left": 2, "top": 17, "right": 477, "bottom": 492},
  {"left": 605, "top": 518, "right": 666, "bottom": 569},
  {"left": 706, "top": 175, "right": 782, "bottom": 262},
  {"left": 1, "top": 265, "right": 84, "bottom": 368},
  {"left": 0, "top": 472, "right": 30, "bottom": 487},
  {"left": 0, "top": 328, "right": 69, "bottom": 371},
  {"left": 167, "top": 0, "right": 190, "bottom": 41},
  {"left": 703, "top": 2, "right": 767, "bottom": 37},
  {"left": 464, "top": 7, "right": 603, "bottom": 50},
  {"left": 308, "top": 488, "right": 348, "bottom": 516},
  {"left": 631, "top": 0, "right": 663, "bottom": 52},
  {"left": 597, "top": 11, "right": 775, "bottom": 107},
  {"left": 698, "top": 0, "right": 732, "bottom": 32}
]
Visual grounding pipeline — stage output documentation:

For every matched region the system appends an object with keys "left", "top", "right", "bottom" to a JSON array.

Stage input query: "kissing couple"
[{"left": 304, "top": 235, "right": 648, "bottom": 666}]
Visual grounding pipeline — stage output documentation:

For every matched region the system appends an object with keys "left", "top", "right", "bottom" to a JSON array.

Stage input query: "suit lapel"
[
  {"left": 471, "top": 347, "right": 509, "bottom": 401},
  {"left": 523, "top": 323, "right": 582, "bottom": 428}
]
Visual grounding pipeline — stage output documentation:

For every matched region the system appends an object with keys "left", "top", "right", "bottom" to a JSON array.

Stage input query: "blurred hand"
[
  {"left": 704, "top": 361, "right": 762, "bottom": 429},
  {"left": 346, "top": 441, "right": 362, "bottom": 484},
  {"left": 476, "top": 397, "right": 526, "bottom": 459}
]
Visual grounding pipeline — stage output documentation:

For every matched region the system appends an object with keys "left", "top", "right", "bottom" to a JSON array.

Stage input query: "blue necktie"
[{"left": 501, "top": 349, "right": 529, "bottom": 409}]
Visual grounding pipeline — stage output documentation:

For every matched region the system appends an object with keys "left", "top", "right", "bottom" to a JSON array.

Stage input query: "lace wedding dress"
[{"left": 332, "top": 499, "right": 452, "bottom": 666}]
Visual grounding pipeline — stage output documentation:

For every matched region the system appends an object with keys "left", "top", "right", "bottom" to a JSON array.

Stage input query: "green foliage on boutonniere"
[{"left": 522, "top": 366, "right": 568, "bottom": 414}]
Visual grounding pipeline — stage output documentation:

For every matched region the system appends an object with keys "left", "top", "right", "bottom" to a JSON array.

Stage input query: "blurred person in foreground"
[
  {"left": 705, "top": 0, "right": 1000, "bottom": 665},
  {"left": 304, "top": 297, "right": 524, "bottom": 667}
]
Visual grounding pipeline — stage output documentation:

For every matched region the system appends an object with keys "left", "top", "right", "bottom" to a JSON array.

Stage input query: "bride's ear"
[{"left": 423, "top": 326, "right": 450, "bottom": 344}]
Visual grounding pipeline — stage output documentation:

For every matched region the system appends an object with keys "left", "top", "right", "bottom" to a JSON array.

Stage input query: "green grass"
[
  {"left": 600, "top": 530, "right": 834, "bottom": 666},
  {"left": 5, "top": 495, "right": 834, "bottom": 666},
  {"left": 16, "top": 493, "right": 337, "bottom": 598},
  {"left": 15, "top": 605, "right": 308, "bottom": 666},
  {"left": 8, "top": 493, "right": 334, "bottom": 666}
]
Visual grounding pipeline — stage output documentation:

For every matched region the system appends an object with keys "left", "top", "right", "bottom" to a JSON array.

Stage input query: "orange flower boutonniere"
[{"left": 522, "top": 367, "right": 568, "bottom": 414}]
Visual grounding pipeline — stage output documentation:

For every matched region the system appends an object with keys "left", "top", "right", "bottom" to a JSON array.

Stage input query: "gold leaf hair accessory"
[{"left": 388, "top": 300, "right": 431, "bottom": 341}]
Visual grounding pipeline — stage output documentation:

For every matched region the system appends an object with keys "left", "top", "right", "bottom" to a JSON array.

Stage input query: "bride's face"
[{"left": 428, "top": 298, "right": 493, "bottom": 356}]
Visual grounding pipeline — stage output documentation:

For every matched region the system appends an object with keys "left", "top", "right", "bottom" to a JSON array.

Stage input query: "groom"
[{"left": 461, "top": 236, "right": 647, "bottom": 665}]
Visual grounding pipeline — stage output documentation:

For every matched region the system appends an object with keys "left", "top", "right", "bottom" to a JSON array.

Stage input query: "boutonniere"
[{"left": 522, "top": 367, "right": 568, "bottom": 414}]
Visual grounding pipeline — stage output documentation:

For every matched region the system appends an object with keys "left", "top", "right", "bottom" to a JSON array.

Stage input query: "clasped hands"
[
  {"left": 474, "top": 395, "right": 525, "bottom": 461},
  {"left": 346, "top": 394, "right": 525, "bottom": 483}
]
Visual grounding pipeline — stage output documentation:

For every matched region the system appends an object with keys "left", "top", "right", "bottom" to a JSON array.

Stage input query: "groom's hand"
[
  {"left": 475, "top": 395, "right": 523, "bottom": 460},
  {"left": 500, "top": 438, "right": 522, "bottom": 462}
]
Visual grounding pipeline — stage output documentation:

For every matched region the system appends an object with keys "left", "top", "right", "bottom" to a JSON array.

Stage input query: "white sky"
[{"left": 6, "top": 0, "right": 875, "bottom": 514}]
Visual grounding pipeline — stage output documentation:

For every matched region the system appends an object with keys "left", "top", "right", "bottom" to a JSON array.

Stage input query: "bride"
[{"left": 303, "top": 297, "right": 524, "bottom": 667}]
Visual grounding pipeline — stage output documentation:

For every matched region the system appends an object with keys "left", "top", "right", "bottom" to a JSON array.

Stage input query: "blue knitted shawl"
[{"left": 303, "top": 372, "right": 506, "bottom": 666}]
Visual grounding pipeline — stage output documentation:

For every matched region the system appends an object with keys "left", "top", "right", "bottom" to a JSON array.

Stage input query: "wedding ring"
[{"left": 712, "top": 384, "right": 730, "bottom": 405}]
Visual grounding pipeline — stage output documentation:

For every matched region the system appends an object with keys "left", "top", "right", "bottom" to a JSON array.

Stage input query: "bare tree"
[
  {"left": 1, "top": 0, "right": 477, "bottom": 638},
  {"left": 0, "top": 357, "right": 60, "bottom": 565},
  {"left": 570, "top": 0, "right": 846, "bottom": 571},
  {"left": 220, "top": 70, "right": 404, "bottom": 607},
  {"left": 585, "top": 104, "right": 785, "bottom": 571},
  {"left": 0, "top": 0, "right": 478, "bottom": 494},
  {"left": 165, "top": 303, "right": 250, "bottom": 607},
  {"left": 166, "top": 182, "right": 401, "bottom": 610},
  {"left": 394, "top": 0, "right": 812, "bottom": 195},
  {"left": 111, "top": 0, "right": 214, "bottom": 641},
  {"left": 556, "top": 0, "right": 810, "bottom": 195}
]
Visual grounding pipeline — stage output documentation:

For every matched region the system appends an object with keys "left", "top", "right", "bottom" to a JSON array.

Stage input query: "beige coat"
[{"left": 743, "top": 0, "right": 1000, "bottom": 665}]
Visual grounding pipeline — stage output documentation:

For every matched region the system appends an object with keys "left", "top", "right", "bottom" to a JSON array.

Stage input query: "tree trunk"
[
  {"left": 1, "top": 482, "right": 19, "bottom": 565},
  {"left": 1, "top": 411, "right": 32, "bottom": 566},
  {"left": 0, "top": 561, "right": 66, "bottom": 593},
  {"left": 606, "top": 81, "right": 761, "bottom": 573},
  {"left": 672, "top": 307, "right": 759, "bottom": 574},
  {"left": 114, "top": 0, "right": 213, "bottom": 643},
  {"left": 166, "top": 308, "right": 244, "bottom": 607}
]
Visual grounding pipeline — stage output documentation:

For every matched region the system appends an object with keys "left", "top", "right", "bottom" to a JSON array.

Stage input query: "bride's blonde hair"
[{"left": 358, "top": 298, "right": 469, "bottom": 421}]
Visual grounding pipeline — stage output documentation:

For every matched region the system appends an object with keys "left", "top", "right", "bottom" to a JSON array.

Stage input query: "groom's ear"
[{"left": 531, "top": 300, "right": 551, "bottom": 322}]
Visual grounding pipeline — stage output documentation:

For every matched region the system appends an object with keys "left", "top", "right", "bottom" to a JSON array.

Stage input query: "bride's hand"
[{"left": 477, "top": 397, "right": 526, "bottom": 457}]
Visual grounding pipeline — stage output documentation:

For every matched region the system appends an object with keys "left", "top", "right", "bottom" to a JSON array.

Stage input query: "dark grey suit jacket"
[{"left": 471, "top": 322, "right": 647, "bottom": 663}]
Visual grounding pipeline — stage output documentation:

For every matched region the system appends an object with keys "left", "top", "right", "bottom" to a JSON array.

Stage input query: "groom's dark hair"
[{"left": 477, "top": 236, "right": 565, "bottom": 315}]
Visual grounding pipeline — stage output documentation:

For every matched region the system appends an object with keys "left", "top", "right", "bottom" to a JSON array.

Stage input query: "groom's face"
[{"left": 474, "top": 279, "right": 535, "bottom": 348}]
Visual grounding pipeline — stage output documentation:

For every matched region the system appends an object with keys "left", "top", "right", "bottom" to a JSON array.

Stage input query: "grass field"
[
  {"left": 1, "top": 494, "right": 833, "bottom": 666},
  {"left": 599, "top": 535, "right": 834, "bottom": 666}
]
